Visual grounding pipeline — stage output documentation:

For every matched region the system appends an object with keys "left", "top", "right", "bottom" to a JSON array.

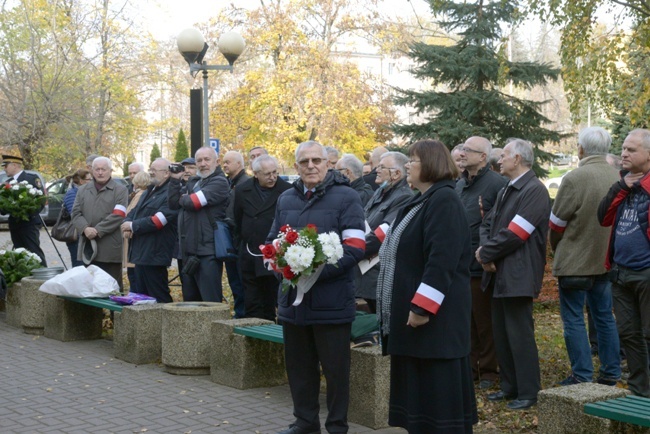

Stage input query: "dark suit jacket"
[{"left": 233, "top": 177, "right": 291, "bottom": 276}]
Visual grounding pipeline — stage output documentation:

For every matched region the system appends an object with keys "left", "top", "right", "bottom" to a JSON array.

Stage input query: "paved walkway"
[
  {"left": 0, "top": 230, "right": 402, "bottom": 433},
  {"left": 0, "top": 311, "right": 405, "bottom": 434}
]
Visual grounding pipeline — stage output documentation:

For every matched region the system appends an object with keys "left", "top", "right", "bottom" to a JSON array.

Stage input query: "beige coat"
[{"left": 72, "top": 178, "right": 128, "bottom": 264}]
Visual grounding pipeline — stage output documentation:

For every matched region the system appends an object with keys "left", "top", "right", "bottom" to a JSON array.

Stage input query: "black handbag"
[
  {"left": 51, "top": 205, "right": 78, "bottom": 243},
  {"left": 214, "top": 220, "right": 238, "bottom": 262}
]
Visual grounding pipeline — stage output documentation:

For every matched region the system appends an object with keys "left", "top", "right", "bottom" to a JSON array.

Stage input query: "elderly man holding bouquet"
[{"left": 267, "top": 141, "right": 366, "bottom": 434}]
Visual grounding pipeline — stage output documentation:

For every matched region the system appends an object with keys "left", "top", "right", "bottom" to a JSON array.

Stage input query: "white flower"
[
  {"left": 14, "top": 248, "right": 26, "bottom": 253},
  {"left": 284, "top": 244, "right": 315, "bottom": 273},
  {"left": 28, "top": 188, "right": 36, "bottom": 195},
  {"left": 28, "top": 252, "right": 41, "bottom": 262},
  {"left": 20, "top": 180, "right": 29, "bottom": 185},
  {"left": 8, "top": 179, "right": 17, "bottom": 185},
  {"left": 35, "top": 190, "right": 43, "bottom": 196},
  {"left": 0, "top": 250, "right": 5, "bottom": 255},
  {"left": 11, "top": 184, "right": 19, "bottom": 190},
  {"left": 318, "top": 232, "right": 344, "bottom": 264}
]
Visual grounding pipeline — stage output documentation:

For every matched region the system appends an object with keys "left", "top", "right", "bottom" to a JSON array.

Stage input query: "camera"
[{"left": 169, "top": 163, "right": 185, "bottom": 174}]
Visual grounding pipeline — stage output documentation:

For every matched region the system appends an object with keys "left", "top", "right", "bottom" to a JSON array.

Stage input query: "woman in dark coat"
[{"left": 377, "top": 139, "right": 477, "bottom": 433}]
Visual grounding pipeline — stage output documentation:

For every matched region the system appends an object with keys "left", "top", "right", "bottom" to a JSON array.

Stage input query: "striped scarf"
[{"left": 376, "top": 200, "right": 425, "bottom": 337}]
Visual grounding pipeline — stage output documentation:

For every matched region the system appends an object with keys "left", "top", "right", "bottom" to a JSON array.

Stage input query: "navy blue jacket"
[
  {"left": 268, "top": 171, "right": 366, "bottom": 325},
  {"left": 126, "top": 179, "right": 178, "bottom": 266}
]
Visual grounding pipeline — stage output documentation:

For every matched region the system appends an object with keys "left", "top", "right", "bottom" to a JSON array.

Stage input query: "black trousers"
[
  {"left": 181, "top": 255, "right": 223, "bottom": 302},
  {"left": 492, "top": 296, "right": 541, "bottom": 400},
  {"left": 283, "top": 322, "right": 351, "bottom": 433},
  {"left": 242, "top": 272, "right": 278, "bottom": 322},
  {"left": 134, "top": 265, "right": 172, "bottom": 303},
  {"left": 10, "top": 222, "right": 46, "bottom": 266}
]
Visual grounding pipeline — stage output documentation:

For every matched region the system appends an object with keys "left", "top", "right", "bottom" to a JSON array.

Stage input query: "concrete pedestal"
[
  {"left": 5, "top": 282, "right": 23, "bottom": 328},
  {"left": 114, "top": 304, "right": 163, "bottom": 365},
  {"left": 538, "top": 383, "right": 630, "bottom": 434},
  {"left": 44, "top": 295, "right": 104, "bottom": 341},
  {"left": 348, "top": 346, "right": 390, "bottom": 430},
  {"left": 19, "top": 278, "right": 47, "bottom": 335},
  {"left": 210, "top": 318, "right": 286, "bottom": 389},
  {"left": 161, "top": 302, "right": 231, "bottom": 375}
]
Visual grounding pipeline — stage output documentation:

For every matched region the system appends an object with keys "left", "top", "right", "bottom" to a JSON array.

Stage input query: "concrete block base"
[
  {"left": 114, "top": 304, "right": 163, "bottom": 365},
  {"left": 538, "top": 382, "right": 630, "bottom": 434},
  {"left": 210, "top": 318, "right": 286, "bottom": 389},
  {"left": 5, "top": 282, "right": 22, "bottom": 328},
  {"left": 20, "top": 278, "right": 47, "bottom": 335},
  {"left": 161, "top": 302, "right": 231, "bottom": 375},
  {"left": 348, "top": 346, "right": 390, "bottom": 430},
  {"left": 44, "top": 295, "right": 104, "bottom": 341}
]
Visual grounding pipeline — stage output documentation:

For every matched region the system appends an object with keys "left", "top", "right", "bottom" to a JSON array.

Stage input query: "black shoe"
[
  {"left": 506, "top": 399, "right": 537, "bottom": 410},
  {"left": 277, "top": 425, "right": 320, "bottom": 434},
  {"left": 596, "top": 377, "right": 619, "bottom": 386},
  {"left": 487, "top": 390, "right": 515, "bottom": 401},
  {"left": 556, "top": 375, "right": 585, "bottom": 386},
  {"left": 478, "top": 379, "right": 496, "bottom": 390}
]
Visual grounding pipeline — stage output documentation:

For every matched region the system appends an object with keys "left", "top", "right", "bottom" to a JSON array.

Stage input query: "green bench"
[
  {"left": 233, "top": 323, "right": 283, "bottom": 343},
  {"left": 59, "top": 296, "right": 123, "bottom": 312},
  {"left": 584, "top": 395, "right": 650, "bottom": 428}
]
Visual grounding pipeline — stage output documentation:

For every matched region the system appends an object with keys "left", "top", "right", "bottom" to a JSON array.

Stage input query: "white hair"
[
  {"left": 508, "top": 139, "right": 534, "bottom": 168},
  {"left": 92, "top": 156, "right": 112, "bottom": 170},
  {"left": 295, "top": 141, "right": 327, "bottom": 161},
  {"left": 252, "top": 154, "right": 278, "bottom": 172},
  {"left": 578, "top": 127, "right": 611, "bottom": 156}
]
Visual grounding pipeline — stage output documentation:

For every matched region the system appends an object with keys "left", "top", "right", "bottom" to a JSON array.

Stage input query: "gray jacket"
[
  {"left": 479, "top": 170, "right": 550, "bottom": 298},
  {"left": 72, "top": 178, "right": 128, "bottom": 263}
]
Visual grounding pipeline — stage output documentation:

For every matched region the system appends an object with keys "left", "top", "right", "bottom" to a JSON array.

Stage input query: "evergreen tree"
[
  {"left": 150, "top": 143, "right": 161, "bottom": 163},
  {"left": 392, "top": 0, "right": 563, "bottom": 176},
  {"left": 173, "top": 128, "right": 189, "bottom": 162}
]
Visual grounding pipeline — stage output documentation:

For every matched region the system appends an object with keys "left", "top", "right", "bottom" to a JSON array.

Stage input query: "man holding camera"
[{"left": 168, "top": 147, "right": 230, "bottom": 302}]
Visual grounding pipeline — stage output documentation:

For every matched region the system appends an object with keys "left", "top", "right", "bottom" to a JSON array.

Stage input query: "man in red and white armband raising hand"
[
  {"left": 121, "top": 158, "right": 178, "bottom": 303},
  {"left": 72, "top": 156, "right": 129, "bottom": 290},
  {"left": 476, "top": 139, "right": 551, "bottom": 410}
]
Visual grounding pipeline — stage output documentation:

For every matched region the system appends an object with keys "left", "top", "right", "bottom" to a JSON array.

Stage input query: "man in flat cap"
[{"left": 1, "top": 155, "right": 47, "bottom": 265}]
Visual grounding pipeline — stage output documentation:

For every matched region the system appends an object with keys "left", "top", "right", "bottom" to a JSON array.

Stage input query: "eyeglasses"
[
  {"left": 297, "top": 158, "right": 324, "bottom": 167},
  {"left": 376, "top": 165, "right": 397, "bottom": 171},
  {"left": 407, "top": 159, "right": 421, "bottom": 164},
  {"left": 461, "top": 147, "right": 484, "bottom": 154}
]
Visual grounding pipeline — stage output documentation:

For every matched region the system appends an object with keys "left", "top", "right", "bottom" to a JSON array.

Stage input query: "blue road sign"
[{"left": 209, "top": 138, "right": 220, "bottom": 154}]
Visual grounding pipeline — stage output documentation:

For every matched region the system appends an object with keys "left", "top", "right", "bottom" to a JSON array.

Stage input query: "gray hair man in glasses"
[
  {"left": 335, "top": 153, "right": 373, "bottom": 206},
  {"left": 456, "top": 136, "right": 508, "bottom": 390},
  {"left": 268, "top": 140, "right": 366, "bottom": 434},
  {"left": 358, "top": 151, "right": 413, "bottom": 312}
]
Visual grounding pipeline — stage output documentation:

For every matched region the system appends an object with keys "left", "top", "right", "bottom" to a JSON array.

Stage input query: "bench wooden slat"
[
  {"left": 233, "top": 324, "right": 284, "bottom": 344},
  {"left": 59, "top": 296, "right": 123, "bottom": 312},
  {"left": 584, "top": 396, "right": 650, "bottom": 427}
]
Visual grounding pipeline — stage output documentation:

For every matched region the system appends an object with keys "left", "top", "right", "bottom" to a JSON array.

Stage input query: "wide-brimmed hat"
[{"left": 80, "top": 237, "right": 98, "bottom": 265}]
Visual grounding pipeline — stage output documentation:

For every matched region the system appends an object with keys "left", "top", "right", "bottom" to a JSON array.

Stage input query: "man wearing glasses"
[
  {"left": 233, "top": 154, "right": 291, "bottom": 321},
  {"left": 455, "top": 136, "right": 508, "bottom": 391},
  {"left": 269, "top": 141, "right": 365, "bottom": 434},
  {"left": 358, "top": 151, "right": 413, "bottom": 313}
]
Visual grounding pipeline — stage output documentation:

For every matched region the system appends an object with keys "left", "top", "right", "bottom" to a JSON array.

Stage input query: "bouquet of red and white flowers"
[
  {"left": 0, "top": 179, "right": 46, "bottom": 221},
  {"left": 260, "top": 224, "right": 344, "bottom": 305}
]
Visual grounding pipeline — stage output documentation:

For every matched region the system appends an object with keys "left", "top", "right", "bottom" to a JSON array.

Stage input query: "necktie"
[{"left": 306, "top": 190, "right": 313, "bottom": 200}]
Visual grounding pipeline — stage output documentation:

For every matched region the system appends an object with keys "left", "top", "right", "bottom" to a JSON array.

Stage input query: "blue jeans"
[{"left": 559, "top": 274, "right": 621, "bottom": 382}]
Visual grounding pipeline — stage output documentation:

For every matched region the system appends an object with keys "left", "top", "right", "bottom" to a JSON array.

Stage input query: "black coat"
[
  {"left": 479, "top": 170, "right": 550, "bottom": 298},
  {"left": 233, "top": 177, "right": 292, "bottom": 276},
  {"left": 126, "top": 180, "right": 178, "bottom": 266},
  {"left": 268, "top": 171, "right": 366, "bottom": 325},
  {"left": 384, "top": 180, "right": 472, "bottom": 359}
]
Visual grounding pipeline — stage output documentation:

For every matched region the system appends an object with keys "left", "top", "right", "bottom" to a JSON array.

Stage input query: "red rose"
[
  {"left": 260, "top": 244, "right": 276, "bottom": 259},
  {"left": 280, "top": 224, "right": 290, "bottom": 233},
  {"left": 283, "top": 267, "right": 296, "bottom": 280},
  {"left": 285, "top": 231, "right": 299, "bottom": 244},
  {"left": 306, "top": 224, "right": 317, "bottom": 231},
  {"left": 4, "top": 184, "right": 10, "bottom": 190}
]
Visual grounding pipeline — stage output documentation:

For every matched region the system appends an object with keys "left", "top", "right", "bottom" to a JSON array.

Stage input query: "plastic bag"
[
  {"left": 39, "top": 265, "right": 119, "bottom": 297},
  {"left": 109, "top": 293, "right": 157, "bottom": 305}
]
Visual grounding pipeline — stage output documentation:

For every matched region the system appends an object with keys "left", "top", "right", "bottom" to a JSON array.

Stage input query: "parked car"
[
  {"left": 44, "top": 176, "right": 129, "bottom": 225},
  {"left": 0, "top": 170, "right": 49, "bottom": 225}
]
